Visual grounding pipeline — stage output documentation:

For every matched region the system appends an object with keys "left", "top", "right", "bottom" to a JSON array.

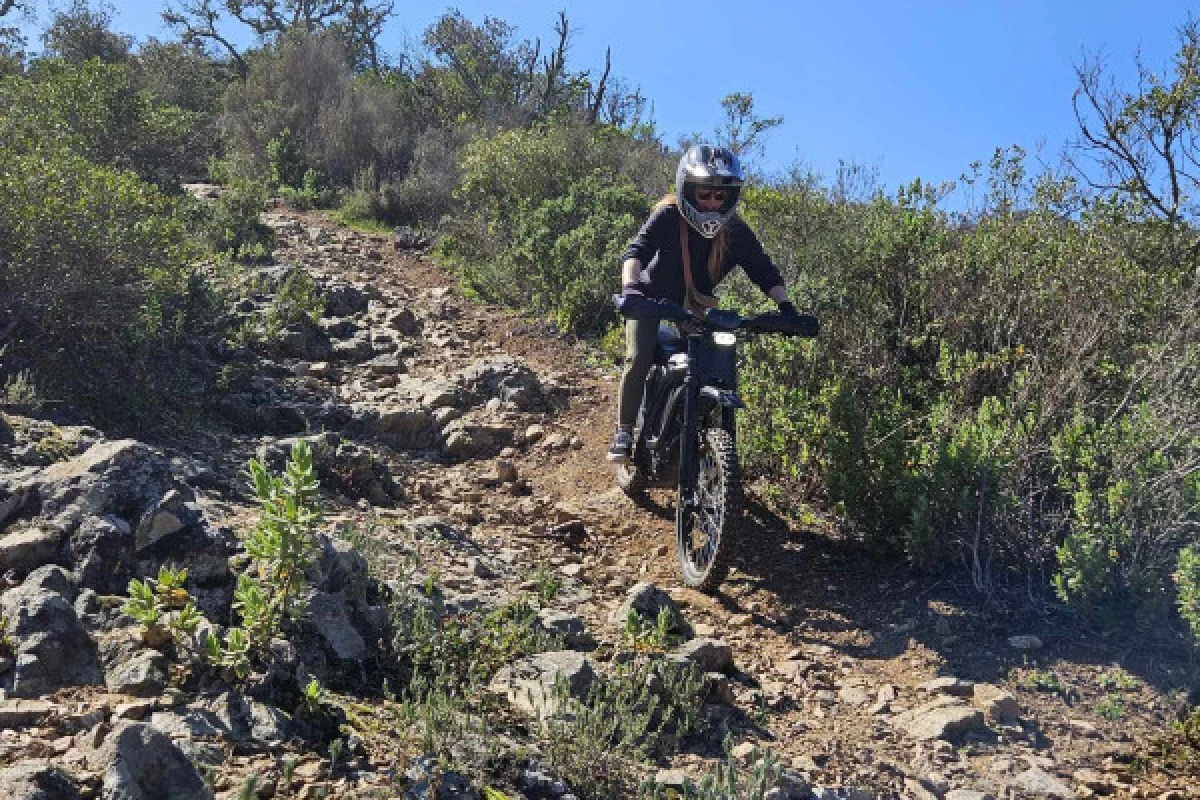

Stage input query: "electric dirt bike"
[{"left": 613, "top": 293, "right": 819, "bottom": 591}]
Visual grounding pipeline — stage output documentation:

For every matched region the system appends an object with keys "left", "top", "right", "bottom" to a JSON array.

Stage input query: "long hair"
[{"left": 657, "top": 194, "right": 731, "bottom": 285}]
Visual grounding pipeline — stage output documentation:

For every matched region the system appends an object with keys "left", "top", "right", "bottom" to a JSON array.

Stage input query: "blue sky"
[{"left": 14, "top": 1, "right": 1192, "bottom": 196}]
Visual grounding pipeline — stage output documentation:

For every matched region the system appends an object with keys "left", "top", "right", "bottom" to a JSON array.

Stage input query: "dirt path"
[{"left": 211, "top": 206, "right": 1200, "bottom": 796}]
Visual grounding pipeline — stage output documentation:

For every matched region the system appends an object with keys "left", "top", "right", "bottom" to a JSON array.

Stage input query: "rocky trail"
[{"left": 0, "top": 199, "right": 1196, "bottom": 799}]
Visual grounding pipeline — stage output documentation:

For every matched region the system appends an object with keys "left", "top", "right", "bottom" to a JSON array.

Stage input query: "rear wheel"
[{"left": 676, "top": 427, "right": 740, "bottom": 592}]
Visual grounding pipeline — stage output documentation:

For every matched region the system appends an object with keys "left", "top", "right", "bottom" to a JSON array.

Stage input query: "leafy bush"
[
  {"left": 220, "top": 32, "right": 406, "bottom": 187},
  {"left": 0, "top": 140, "right": 199, "bottom": 413},
  {"left": 734, "top": 151, "right": 1200, "bottom": 617},
  {"left": 1175, "top": 546, "right": 1200, "bottom": 646},
  {"left": 440, "top": 121, "right": 660, "bottom": 333},
  {"left": 1, "top": 58, "right": 211, "bottom": 189},
  {"left": 186, "top": 179, "right": 274, "bottom": 259}
]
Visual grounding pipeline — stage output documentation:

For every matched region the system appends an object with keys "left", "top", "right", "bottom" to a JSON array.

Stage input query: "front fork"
[{"left": 677, "top": 368, "right": 700, "bottom": 514}]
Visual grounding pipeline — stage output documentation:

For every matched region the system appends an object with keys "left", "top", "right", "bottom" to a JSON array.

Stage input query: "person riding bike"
[{"left": 608, "top": 144, "right": 802, "bottom": 463}]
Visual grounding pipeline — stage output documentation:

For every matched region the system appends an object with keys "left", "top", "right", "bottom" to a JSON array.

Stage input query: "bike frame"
[{"left": 633, "top": 326, "right": 744, "bottom": 493}]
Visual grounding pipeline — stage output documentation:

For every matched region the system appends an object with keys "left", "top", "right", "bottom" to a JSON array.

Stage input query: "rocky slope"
[{"left": 0, "top": 200, "right": 1196, "bottom": 799}]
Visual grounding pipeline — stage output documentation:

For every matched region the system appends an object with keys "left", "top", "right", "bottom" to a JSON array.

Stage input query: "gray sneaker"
[{"left": 606, "top": 429, "right": 633, "bottom": 463}]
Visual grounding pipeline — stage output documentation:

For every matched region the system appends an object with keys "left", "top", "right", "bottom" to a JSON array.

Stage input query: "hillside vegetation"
[{"left": 2, "top": 0, "right": 1199, "bottom": 660}]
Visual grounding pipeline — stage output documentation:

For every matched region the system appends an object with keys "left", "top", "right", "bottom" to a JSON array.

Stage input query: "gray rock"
[
  {"left": 536, "top": 608, "right": 595, "bottom": 649},
  {"left": 0, "top": 699, "right": 56, "bottom": 728},
  {"left": 1009, "top": 768, "right": 1074, "bottom": 799},
  {"left": 22, "top": 440, "right": 173, "bottom": 532},
  {"left": 404, "top": 754, "right": 478, "bottom": 799},
  {"left": 671, "top": 638, "right": 734, "bottom": 674},
  {"left": 386, "top": 308, "right": 422, "bottom": 335},
  {"left": 609, "top": 582, "right": 689, "bottom": 634},
  {"left": 364, "top": 354, "right": 404, "bottom": 376},
  {"left": 97, "top": 721, "right": 213, "bottom": 799},
  {"left": 148, "top": 707, "right": 226, "bottom": 740},
  {"left": 812, "top": 788, "right": 874, "bottom": 800},
  {"left": 322, "top": 281, "right": 370, "bottom": 317},
  {"left": 891, "top": 699, "right": 986, "bottom": 741},
  {"left": 0, "top": 525, "right": 63, "bottom": 574},
  {"left": 21, "top": 565, "right": 76, "bottom": 598},
  {"left": 0, "top": 761, "right": 81, "bottom": 799},
  {"left": 357, "top": 404, "right": 439, "bottom": 450},
  {"left": 945, "top": 791, "right": 996, "bottom": 800},
  {"left": 490, "top": 650, "right": 596, "bottom": 719},
  {"left": 904, "top": 777, "right": 943, "bottom": 800},
  {"left": 65, "top": 516, "right": 134, "bottom": 595},
  {"left": 441, "top": 419, "right": 516, "bottom": 461},
  {"left": 972, "top": 684, "right": 1020, "bottom": 724},
  {"left": 135, "top": 489, "right": 198, "bottom": 551},
  {"left": 332, "top": 335, "right": 374, "bottom": 362},
  {"left": 310, "top": 533, "right": 368, "bottom": 599},
  {"left": 306, "top": 591, "right": 366, "bottom": 661},
  {"left": 1007, "top": 634, "right": 1043, "bottom": 650},
  {"left": 653, "top": 769, "right": 692, "bottom": 789},
  {"left": 1, "top": 584, "right": 102, "bottom": 697},
  {"left": 455, "top": 356, "right": 544, "bottom": 411},
  {"left": 104, "top": 649, "right": 168, "bottom": 697}
]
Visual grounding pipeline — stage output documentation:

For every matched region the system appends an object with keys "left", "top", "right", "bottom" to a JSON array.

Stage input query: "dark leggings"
[{"left": 617, "top": 317, "right": 660, "bottom": 427}]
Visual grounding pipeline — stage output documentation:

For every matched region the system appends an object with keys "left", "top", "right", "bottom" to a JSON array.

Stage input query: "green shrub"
[
  {"left": 0, "top": 58, "right": 210, "bottom": 189},
  {"left": 1175, "top": 546, "right": 1200, "bottom": 646},
  {"left": 440, "top": 121, "right": 655, "bottom": 333},
  {"left": 188, "top": 179, "right": 274, "bottom": 259},
  {"left": 0, "top": 140, "right": 198, "bottom": 412}
]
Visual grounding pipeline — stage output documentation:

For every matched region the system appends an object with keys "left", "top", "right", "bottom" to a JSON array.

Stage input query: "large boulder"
[
  {"left": 891, "top": 698, "right": 987, "bottom": 742},
  {"left": 96, "top": 721, "right": 213, "bottom": 800},
  {"left": 490, "top": 651, "right": 596, "bottom": 719},
  {"left": 1, "top": 576, "right": 102, "bottom": 697},
  {"left": 63, "top": 515, "right": 135, "bottom": 595},
  {"left": 0, "top": 761, "right": 81, "bottom": 799},
  {"left": 0, "top": 524, "right": 64, "bottom": 575}
]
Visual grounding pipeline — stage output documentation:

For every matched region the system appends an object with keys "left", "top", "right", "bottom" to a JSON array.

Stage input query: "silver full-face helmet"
[{"left": 676, "top": 144, "right": 745, "bottom": 238}]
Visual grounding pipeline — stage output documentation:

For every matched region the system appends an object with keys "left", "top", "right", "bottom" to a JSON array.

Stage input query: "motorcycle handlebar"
[{"left": 613, "top": 294, "right": 819, "bottom": 338}]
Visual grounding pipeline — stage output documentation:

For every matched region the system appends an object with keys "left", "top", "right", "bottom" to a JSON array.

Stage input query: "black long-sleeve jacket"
[{"left": 621, "top": 203, "right": 784, "bottom": 304}]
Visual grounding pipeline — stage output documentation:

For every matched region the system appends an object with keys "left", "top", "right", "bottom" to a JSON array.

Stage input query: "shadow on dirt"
[{"left": 703, "top": 492, "right": 1198, "bottom": 702}]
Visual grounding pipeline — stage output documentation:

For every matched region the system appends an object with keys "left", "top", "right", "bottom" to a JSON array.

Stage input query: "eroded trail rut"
[{"left": 0, "top": 203, "right": 1193, "bottom": 799}]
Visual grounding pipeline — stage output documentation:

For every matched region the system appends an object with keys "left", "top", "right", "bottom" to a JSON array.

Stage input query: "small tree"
[
  {"left": 715, "top": 91, "right": 783, "bottom": 165},
  {"left": 41, "top": 0, "right": 132, "bottom": 65}
]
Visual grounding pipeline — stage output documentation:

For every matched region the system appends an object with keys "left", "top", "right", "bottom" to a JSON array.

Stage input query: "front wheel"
[{"left": 676, "top": 427, "right": 740, "bottom": 592}]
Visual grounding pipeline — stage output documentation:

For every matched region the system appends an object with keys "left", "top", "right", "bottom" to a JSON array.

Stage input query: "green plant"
[
  {"left": 236, "top": 773, "right": 260, "bottom": 800},
  {"left": 1095, "top": 693, "right": 1125, "bottom": 721},
  {"left": 622, "top": 607, "right": 680, "bottom": 653},
  {"left": 327, "top": 736, "right": 345, "bottom": 777},
  {"left": 1174, "top": 546, "right": 1200, "bottom": 647},
  {"left": 122, "top": 565, "right": 202, "bottom": 648},
  {"left": 303, "top": 677, "right": 323, "bottom": 713},
  {"left": 392, "top": 594, "right": 561, "bottom": 694},
  {"left": 1012, "top": 664, "right": 1066, "bottom": 696},
  {"left": 638, "top": 738, "right": 786, "bottom": 799},
  {"left": 264, "top": 269, "right": 325, "bottom": 338},
  {"left": 532, "top": 562, "right": 562, "bottom": 605},
  {"left": 281, "top": 755, "right": 298, "bottom": 784},
  {"left": 2, "top": 370, "right": 42, "bottom": 408},
  {"left": 32, "top": 426, "right": 73, "bottom": 462},
  {"left": 204, "top": 441, "right": 321, "bottom": 678},
  {"left": 541, "top": 658, "right": 706, "bottom": 799},
  {"left": 1097, "top": 667, "right": 1136, "bottom": 691},
  {"left": 0, "top": 614, "right": 14, "bottom": 657}
]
